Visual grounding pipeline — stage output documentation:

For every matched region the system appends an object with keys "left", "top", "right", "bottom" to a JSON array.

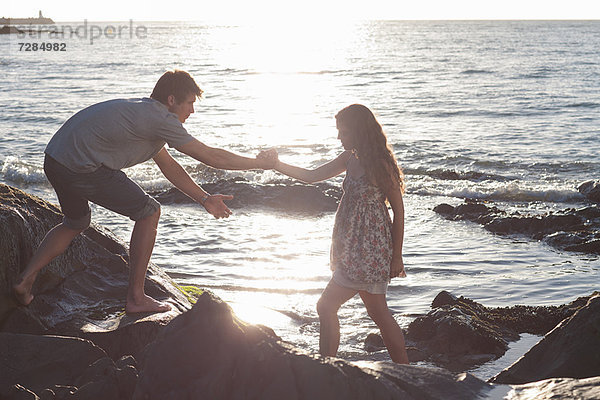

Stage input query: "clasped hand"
[
  {"left": 202, "top": 148, "right": 278, "bottom": 218},
  {"left": 256, "top": 148, "right": 279, "bottom": 169}
]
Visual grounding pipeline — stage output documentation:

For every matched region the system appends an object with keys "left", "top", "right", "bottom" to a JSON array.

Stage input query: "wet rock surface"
[
  {"left": 0, "top": 333, "right": 138, "bottom": 400},
  {"left": 364, "top": 332, "right": 386, "bottom": 352},
  {"left": 0, "top": 183, "right": 191, "bottom": 360},
  {"left": 506, "top": 376, "right": 600, "bottom": 400},
  {"left": 579, "top": 180, "right": 600, "bottom": 203},
  {"left": 405, "top": 290, "right": 593, "bottom": 371},
  {"left": 434, "top": 200, "right": 600, "bottom": 255},
  {"left": 492, "top": 293, "right": 600, "bottom": 385},
  {"left": 133, "top": 291, "right": 491, "bottom": 400}
]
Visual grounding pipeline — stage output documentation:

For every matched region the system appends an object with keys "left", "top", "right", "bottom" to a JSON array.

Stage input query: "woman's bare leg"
[
  {"left": 359, "top": 291, "right": 409, "bottom": 364},
  {"left": 316, "top": 279, "right": 357, "bottom": 357}
]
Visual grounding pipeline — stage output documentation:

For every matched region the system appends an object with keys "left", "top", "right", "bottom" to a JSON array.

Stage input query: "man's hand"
[
  {"left": 256, "top": 148, "right": 278, "bottom": 169},
  {"left": 203, "top": 194, "right": 234, "bottom": 219},
  {"left": 390, "top": 255, "right": 407, "bottom": 279}
]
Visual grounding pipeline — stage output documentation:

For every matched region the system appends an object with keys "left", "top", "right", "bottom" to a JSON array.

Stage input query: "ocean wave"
[
  {"left": 1, "top": 155, "right": 588, "bottom": 210},
  {"left": 0, "top": 114, "right": 63, "bottom": 124},
  {"left": 0, "top": 156, "right": 48, "bottom": 185},
  {"left": 564, "top": 102, "right": 600, "bottom": 109},
  {"left": 451, "top": 186, "right": 582, "bottom": 203},
  {"left": 460, "top": 69, "right": 494, "bottom": 75},
  {"left": 412, "top": 183, "right": 584, "bottom": 203},
  {"left": 404, "top": 167, "right": 511, "bottom": 182}
]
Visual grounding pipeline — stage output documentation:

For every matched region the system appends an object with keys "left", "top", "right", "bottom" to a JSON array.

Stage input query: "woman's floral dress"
[{"left": 330, "top": 170, "right": 393, "bottom": 284}]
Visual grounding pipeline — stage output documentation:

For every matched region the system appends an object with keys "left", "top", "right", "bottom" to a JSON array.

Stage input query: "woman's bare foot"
[
  {"left": 13, "top": 280, "right": 34, "bottom": 306},
  {"left": 125, "top": 294, "right": 171, "bottom": 314}
]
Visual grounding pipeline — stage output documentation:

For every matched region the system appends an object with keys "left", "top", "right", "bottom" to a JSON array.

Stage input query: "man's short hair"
[{"left": 150, "top": 70, "right": 203, "bottom": 105}]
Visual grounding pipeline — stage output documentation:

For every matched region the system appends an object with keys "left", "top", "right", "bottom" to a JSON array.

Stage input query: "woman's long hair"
[{"left": 335, "top": 104, "right": 405, "bottom": 196}]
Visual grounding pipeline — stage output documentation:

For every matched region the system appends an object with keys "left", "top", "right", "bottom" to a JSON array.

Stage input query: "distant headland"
[{"left": 0, "top": 10, "right": 54, "bottom": 25}]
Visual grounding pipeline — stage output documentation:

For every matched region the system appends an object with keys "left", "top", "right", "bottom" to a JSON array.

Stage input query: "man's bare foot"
[
  {"left": 125, "top": 294, "right": 171, "bottom": 314},
  {"left": 13, "top": 280, "right": 34, "bottom": 306}
]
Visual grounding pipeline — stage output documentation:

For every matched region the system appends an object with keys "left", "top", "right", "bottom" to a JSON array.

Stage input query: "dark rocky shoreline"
[
  {"left": 404, "top": 290, "right": 594, "bottom": 372},
  {"left": 1, "top": 183, "right": 599, "bottom": 399},
  {"left": 433, "top": 181, "right": 600, "bottom": 256}
]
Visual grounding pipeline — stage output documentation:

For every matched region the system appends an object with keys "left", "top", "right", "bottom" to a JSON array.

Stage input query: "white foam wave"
[
  {"left": 452, "top": 186, "right": 582, "bottom": 203},
  {"left": 0, "top": 155, "right": 279, "bottom": 193},
  {"left": 1, "top": 156, "right": 48, "bottom": 185},
  {"left": 411, "top": 182, "right": 584, "bottom": 203}
]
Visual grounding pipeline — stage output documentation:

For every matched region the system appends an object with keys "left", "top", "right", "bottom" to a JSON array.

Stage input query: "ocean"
[{"left": 2, "top": 20, "right": 599, "bottom": 378}]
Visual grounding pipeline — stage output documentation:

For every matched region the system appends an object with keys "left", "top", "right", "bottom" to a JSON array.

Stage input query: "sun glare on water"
[
  {"left": 198, "top": 212, "right": 333, "bottom": 328},
  {"left": 201, "top": 19, "right": 363, "bottom": 145}
]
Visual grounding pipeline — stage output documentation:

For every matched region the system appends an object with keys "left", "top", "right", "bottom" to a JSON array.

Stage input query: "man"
[{"left": 13, "top": 70, "right": 274, "bottom": 313}]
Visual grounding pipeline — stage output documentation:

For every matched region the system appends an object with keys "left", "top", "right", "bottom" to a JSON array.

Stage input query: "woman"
[{"left": 261, "top": 104, "right": 408, "bottom": 363}]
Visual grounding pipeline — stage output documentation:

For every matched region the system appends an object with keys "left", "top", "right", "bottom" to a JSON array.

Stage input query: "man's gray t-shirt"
[{"left": 45, "top": 98, "right": 194, "bottom": 172}]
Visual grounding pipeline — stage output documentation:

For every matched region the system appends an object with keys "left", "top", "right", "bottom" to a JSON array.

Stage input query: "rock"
[
  {"left": 38, "top": 389, "right": 56, "bottom": 400},
  {"left": 0, "top": 333, "right": 139, "bottom": 400},
  {"left": 151, "top": 178, "right": 341, "bottom": 213},
  {"left": 406, "top": 291, "right": 591, "bottom": 371},
  {"left": 407, "top": 306, "right": 510, "bottom": 371},
  {"left": 47, "top": 386, "right": 76, "bottom": 399},
  {"left": 354, "top": 362, "right": 492, "bottom": 400},
  {"left": 579, "top": 180, "right": 600, "bottom": 203},
  {"left": 73, "top": 355, "right": 138, "bottom": 400},
  {"left": 506, "top": 376, "right": 600, "bottom": 400},
  {"left": 133, "top": 291, "right": 491, "bottom": 400},
  {"left": 115, "top": 364, "right": 138, "bottom": 400},
  {"left": 0, "top": 333, "right": 107, "bottom": 397},
  {"left": 433, "top": 200, "right": 501, "bottom": 224},
  {"left": 431, "top": 290, "right": 458, "bottom": 308},
  {"left": 492, "top": 293, "right": 600, "bottom": 384},
  {"left": 434, "top": 200, "right": 600, "bottom": 255},
  {"left": 0, "top": 183, "right": 192, "bottom": 359},
  {"left": 3, "top": 384, "right": 40, "bottom": 400},
  {"left": 364, "top": 332, "right": 386, "bottom": 352},
  {"left": 472, "top": 296, "right": 589, "bottom": 336},
  {"left": 77, "top": 311, "right": 181, "bottom": 361},
  {"left": 406, "top": 346, "right": 428, "bottom": 362}
]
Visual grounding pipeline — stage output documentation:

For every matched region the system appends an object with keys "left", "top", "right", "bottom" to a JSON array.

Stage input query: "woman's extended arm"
[
  {"left": 274, "top": 150, "right": 352, "bottom": 183},
  {"left": 387, "top": 184, "right": 406, "bottom": 278}
]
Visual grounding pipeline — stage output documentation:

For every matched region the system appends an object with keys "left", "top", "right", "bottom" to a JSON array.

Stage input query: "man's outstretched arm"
[
  {"left": 176, "top": 138, "right": 273, "bottom": 170},
  {"left": 153, "top": 148, "right": 232, "bottom": 219}
]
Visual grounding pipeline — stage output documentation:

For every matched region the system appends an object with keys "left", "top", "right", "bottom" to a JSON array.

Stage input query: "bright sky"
[{"left": 4, "top": 0, "right": 600, "bottom": 21}]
